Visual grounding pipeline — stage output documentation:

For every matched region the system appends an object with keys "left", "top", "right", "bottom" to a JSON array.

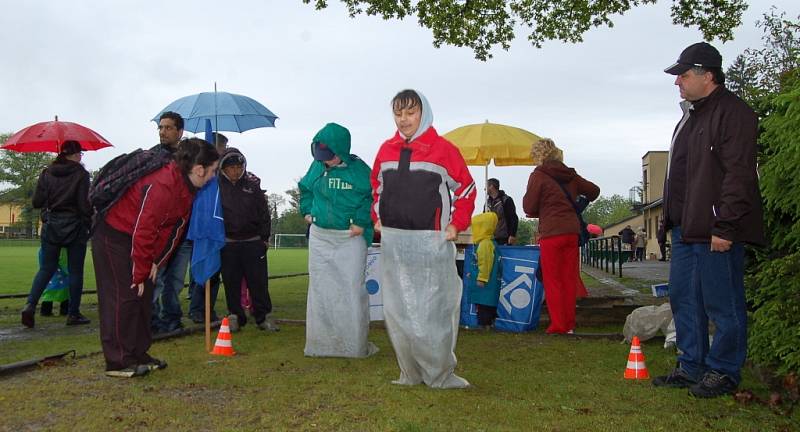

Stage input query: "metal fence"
[{"left": 581, "top": 235, "right": 632, "bottom": 277}]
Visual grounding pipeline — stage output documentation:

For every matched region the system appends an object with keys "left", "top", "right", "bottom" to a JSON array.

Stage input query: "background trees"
[
  {"left": 0, "top": 133, "right": 52, "bottom": 237},
  {"left": 304, "top": 0, "right": 747, "bottom": 60}
]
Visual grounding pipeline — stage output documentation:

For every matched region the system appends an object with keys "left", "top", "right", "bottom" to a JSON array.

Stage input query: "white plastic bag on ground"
[
  {"left": 623, "top": 303, "right": 673, "bottom": 343},
  {"left": 304, "top": 225, "right": 378, "bottom": 358},
  {"left": 380, "top": 227, "right": 469, "bottom": 389}
]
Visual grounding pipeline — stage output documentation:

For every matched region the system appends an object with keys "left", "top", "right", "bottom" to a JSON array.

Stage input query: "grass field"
[{"left": 0, "top": 246, "right": 797, "bottom": 431}]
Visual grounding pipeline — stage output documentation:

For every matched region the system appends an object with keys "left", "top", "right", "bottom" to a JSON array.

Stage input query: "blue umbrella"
[{"left": 153, "top": 90, "right": 278, "bottom": 133}]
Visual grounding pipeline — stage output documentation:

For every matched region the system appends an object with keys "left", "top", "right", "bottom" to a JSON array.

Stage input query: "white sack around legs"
[
  {"left": 380, "top": 227, "right": 469, "bottom": 389},
  {"left": 305, "top": 225, "right": 378, "bottom": 358}
]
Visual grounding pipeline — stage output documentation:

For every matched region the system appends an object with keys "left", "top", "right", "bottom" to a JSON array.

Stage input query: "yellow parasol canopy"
[{"left": 444, "top": 121, "right": 543, "bottom": 166}]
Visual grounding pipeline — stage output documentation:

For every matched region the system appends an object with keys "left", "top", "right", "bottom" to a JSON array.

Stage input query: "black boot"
[
  {"left": 40, "top": 301, "right": 54, "bottom": 316},
  {"left": 59, "top": 300, "right": 70, "bottom": 316},
  {"left": 21, "top": 303, "right": 35, "bottom": 328}
]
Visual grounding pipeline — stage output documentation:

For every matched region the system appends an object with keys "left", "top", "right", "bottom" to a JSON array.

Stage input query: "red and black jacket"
[
  {"left": 371, "top": 126, "right": 476, "bottom": 232},
  {"left": 104, "top": 162, "right": 195, "bottom": 284}
]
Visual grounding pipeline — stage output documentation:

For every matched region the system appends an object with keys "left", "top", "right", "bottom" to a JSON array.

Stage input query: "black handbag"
[{"left": 43, "top": 211, "right": 82, "bottom": 245}]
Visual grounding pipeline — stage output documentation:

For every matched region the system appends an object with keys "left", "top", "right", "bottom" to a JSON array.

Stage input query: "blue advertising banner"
[
  {"left": 460, "top": 245, "right": 544, "bottom": 332},
  {"left": 494, "top": 246, "right": 544, "bottom": 332}
]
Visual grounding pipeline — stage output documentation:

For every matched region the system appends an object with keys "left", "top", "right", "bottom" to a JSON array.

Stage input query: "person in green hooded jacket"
[{"left": 299, "top": 122, "right": 377, "bottom": 358}]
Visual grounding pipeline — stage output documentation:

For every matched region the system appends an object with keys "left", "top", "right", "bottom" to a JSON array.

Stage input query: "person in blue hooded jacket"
[{"left": 299, "top": 123, "right": 377, "bottom": 358}]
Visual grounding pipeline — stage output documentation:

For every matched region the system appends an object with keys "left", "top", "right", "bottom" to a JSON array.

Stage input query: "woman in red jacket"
[
  {"left": 523, "top": 138, "right": 599, "bottom": 334},
  {"left": 93, "top": 138, "right": 219, "bottom": 378}
]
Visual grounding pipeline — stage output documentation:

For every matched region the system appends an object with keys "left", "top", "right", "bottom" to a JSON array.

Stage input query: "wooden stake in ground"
[{"left": 205, "top": 280, "right": 211, "bottom": 352}]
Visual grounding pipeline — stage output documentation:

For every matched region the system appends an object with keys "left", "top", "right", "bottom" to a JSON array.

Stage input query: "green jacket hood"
[
  {"left": 311, "top": 122, "right": 351, "bottom": 159},
  {"left": 471, "top": 212, "right": 498, "bottom": 243}
]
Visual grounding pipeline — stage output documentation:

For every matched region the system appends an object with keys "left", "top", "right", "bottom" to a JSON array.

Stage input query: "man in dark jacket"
[
  {"left": 652, "top": 42, "right": 764, "bottom": 398},
  {"left": 150, "top": 111, "right": 191, "bottom": 334},
  {"left": 218, "top": 148, "right": 277, "bottom": 332},
  {"left": 486, "top": 178, "right": 519, "bottom": 245}
]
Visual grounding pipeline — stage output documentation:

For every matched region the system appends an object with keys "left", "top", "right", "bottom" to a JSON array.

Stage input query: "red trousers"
[{"left": 539, "top": 233, "right": 579, "bottom": 334}]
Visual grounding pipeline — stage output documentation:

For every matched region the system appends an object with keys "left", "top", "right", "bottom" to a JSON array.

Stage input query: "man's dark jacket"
[
  {"left": 663, "top": 85, "right": 765, "bottom": 246},
  {"left": 218, "top": 149, "right": 271, "bottom": 242},
  {"left": 486, "top": 190, "right": 518, "bottom": 241}
]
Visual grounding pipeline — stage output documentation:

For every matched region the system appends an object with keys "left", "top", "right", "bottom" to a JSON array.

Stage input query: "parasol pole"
[
  {"left": 214, "top": 82, "right": 218, "bottom": 134},
  {"left": 205, "top": 280, "right": 211, "bottom": 352}
]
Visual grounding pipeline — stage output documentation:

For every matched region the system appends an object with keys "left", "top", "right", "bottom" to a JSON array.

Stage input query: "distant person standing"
[
  {"left": 21, "top": 141, "right": 92, "bottom": 328},
  {"left": 652, "top": 42, "right": 764, "bottom": 398},
  {"left": 150, "top": 111, "right": 192, "bottom": 334},
  {"left": 618, "top": 225, "right": 636, "bottom": 261},
  {"left": 635, "top": 227, "right": 647, "bottom": 261},
  {"left": 486, "top": 178, "right": 519, "bottom": 245},
  {"left": 522, "top": 138, "right": 599, "bottom": 334}
]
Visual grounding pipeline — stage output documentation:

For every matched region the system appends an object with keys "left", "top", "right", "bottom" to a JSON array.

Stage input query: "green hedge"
[{"left": 747, "top": 70, "right": 800, "bottom": 375}]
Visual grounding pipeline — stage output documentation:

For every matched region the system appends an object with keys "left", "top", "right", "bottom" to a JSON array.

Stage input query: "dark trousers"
[
  {"left": 93, "top": 220, "right": 156, "bottom": 371},
  {"left": 27, "top": 234, "right": 87, "bottom": 316},
  {"left": 476, "top": 305, "right": 497, "bottom": 326},
  {"left": 221, "top": 240, "right": 271, "bottom": 326},
  {"left": 188, "top": 271, "right": 221, "bottom": 320}
]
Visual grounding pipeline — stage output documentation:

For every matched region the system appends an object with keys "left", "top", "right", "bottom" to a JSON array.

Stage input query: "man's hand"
[
  {"left": 710, "top": 235, "right": 732, "bottom": 252},
  {"left": 445, "top": 224, "right": 458, "bottom": 241},
  {"left": 131, "top": 282, "right": 145, "bottom": 297},
  {"left": 508, "top": 236, "right": 516, "bottom": 245},
  {"left": 349, "top": 224, "right": 364, "bottom": 237},
  {"left": 374, "top": 220, "right": 382, "bottom": 233},
  {"left": 149, "top": 264, "right": 158, "bottom": 283},
  {"left": 476, "top": 280, "right": 485, "bottom": 287},
  {"left": 304, "top": 214, "right": 312, "bottom": 224}
]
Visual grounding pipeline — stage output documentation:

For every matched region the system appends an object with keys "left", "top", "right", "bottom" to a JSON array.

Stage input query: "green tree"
[
  {"left": 726, "top": 9, "right": 800, "bottom": 113},
  {"left": 516, "top": 218, "right": 537, "bottom": 245},
  {"left": 272, "top": 185, "right": 308, "bottom": 236},
  {"left": 0, "top": 133, "right": 53, "bottom": 236},
  {"left": 582, "top": 194, "right": 635, "bottom": 227},
  {"left": 304, "top": 0, "right": 747, "bottom": 60},
  {"left": 725, "top": 10, "right": 800, "bottom": 375},
  {"left": 746, "top": 69, "right": 800, "bottom": 375}
]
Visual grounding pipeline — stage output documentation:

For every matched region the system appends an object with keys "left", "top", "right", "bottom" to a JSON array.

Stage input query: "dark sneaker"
[
  {"left": 652, "top": 367, "right": 699, "bottom": 388},
  {"left": 40, "top": 302, "right": 54, "bottom": 316},
  {"left": 105, "top": 365, "right": 150, "bottom": 378},
  {"left": 256, "top": 315, "right": 280, "bottom": 332},
  {"left": 66, "top": 314, "right": 91, "bottom": 326},
  {"left": 21, "top": 303, "right": 35, "bottom": 328},
  {"left": 145, "top": 358, "right": 168, "bottom": 371},
  {"left": 689, "top": 371, "right": 738, "bottom": 398}
]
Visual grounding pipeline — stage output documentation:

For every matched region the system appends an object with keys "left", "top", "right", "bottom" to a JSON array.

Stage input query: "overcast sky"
[{"left": 2, "top": 0, "right": 797, "bottom": 216}]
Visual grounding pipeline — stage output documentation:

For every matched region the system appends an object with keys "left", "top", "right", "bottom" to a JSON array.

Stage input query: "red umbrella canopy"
[
  {"left": 587, "top": 224, "right": 603, "bottom": 235},
  {"left": 1, "top": 120, "right": 113, "bottom": 153}
]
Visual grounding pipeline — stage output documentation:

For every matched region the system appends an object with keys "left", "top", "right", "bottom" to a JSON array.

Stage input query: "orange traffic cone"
[
  {"left": 624, "top": 336, "right": 649, "bottom": 379},
  {"left": 210, "top": 316, "right": 236, "bottom": 356}
]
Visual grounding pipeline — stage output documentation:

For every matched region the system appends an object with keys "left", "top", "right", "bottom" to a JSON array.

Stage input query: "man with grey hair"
[{"left": 652, "top": 42, "right": 764, "bottom": 398}]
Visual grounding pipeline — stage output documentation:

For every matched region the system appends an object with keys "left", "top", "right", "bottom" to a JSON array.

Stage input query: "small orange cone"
[
  {"left": 210, "top": 316, "right": 236, "bottom": 356},
  {"left": 624, "top": 336, "right": 649, "bottom": 379}
]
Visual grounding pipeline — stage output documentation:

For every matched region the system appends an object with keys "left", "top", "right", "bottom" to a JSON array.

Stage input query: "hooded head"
[
  {"left": 471, "top": 212, "right": 498, "bottom": 244},
  {"left": 391, "top": 89, "right": 433, "bottom": 142},
  {"left": 311, "top": 122, "right": 351, "bottom": 162},
  {"left": 219, "top": 147, "right": 247, "bottom": 182}
]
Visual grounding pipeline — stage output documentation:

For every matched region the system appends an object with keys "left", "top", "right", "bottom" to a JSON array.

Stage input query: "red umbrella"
[
  {"left": 587, "top": 224, "right": 603, "bottom": 235},
  {"left": 1, "top": 119, "right": 113, "bottom": 153}
]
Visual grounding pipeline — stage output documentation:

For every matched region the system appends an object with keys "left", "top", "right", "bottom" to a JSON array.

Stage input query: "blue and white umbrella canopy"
[{"left": 153, "top": 91, "right": 278, "bottom": 133}]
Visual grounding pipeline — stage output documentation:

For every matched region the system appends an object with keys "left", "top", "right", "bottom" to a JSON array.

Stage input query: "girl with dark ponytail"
[{"left": 92, "top": 138, "right": 218, "bottom": 378}]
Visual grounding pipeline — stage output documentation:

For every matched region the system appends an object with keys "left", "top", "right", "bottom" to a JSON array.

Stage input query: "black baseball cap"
[
  {"left": 664, "top": 42, "right": 722, "bottom": 75},
  {"left": 312, "top": 142, "right": 336, "bottom": 161}
]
